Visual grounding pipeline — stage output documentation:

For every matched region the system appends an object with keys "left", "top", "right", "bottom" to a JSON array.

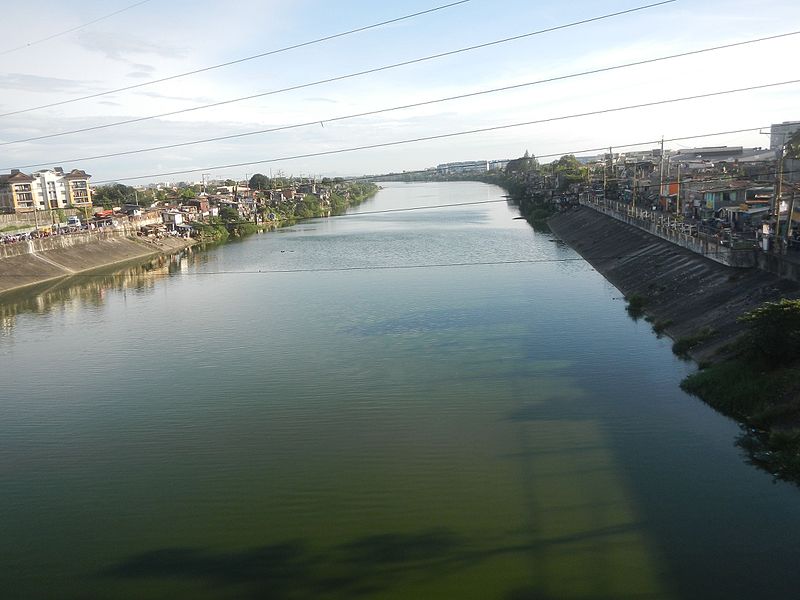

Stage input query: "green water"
[{"left": 2, "top": 182, "right": 800, "bottom": 599}]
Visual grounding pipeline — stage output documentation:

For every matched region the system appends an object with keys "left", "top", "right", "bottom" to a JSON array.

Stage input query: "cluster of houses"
[
  {"left": 511, "top": 121, "right": 800, "bottom": 239},
  {"left": 0, "top": 169, "right": 348, "bottom": 240},
  {"left": 113, "top": 180, "right": 340, "bottom": 236}
]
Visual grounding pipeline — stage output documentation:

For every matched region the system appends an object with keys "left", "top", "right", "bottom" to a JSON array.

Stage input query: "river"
[{"left": 2, "top": 181, "right": 799, "bottom": 599}]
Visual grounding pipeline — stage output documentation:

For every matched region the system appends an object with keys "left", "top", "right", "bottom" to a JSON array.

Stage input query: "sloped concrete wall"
[
  {"left": 0, "top": 234, "right": 192, "bottom": 295},
  {"left": 549, "top": 206, "right": 799, "bottom": 360}
]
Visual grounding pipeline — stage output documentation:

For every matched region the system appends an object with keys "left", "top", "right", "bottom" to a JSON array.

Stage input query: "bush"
[
  {"left": 672, "top": 327, "right": 715, "bottom": 357},
  {"left": 738, "top": 299, "right": 800, "bottom": 366},
  {"left": 652, "top": 319, "right": 673, "bottom": 335},
  {"left": 625, "top": 294, "right": 646, "bottom": 319},
  {"left": 681, "top": 359, "right": 772, "bottom": 417}
]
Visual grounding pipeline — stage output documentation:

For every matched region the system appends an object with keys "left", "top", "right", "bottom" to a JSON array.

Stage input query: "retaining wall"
[
  {"left": 549, "top": 206, "right": 799, "bottom": 360},
  {"left": 0, "top": 233, "right": 193, "bottom": 295},
  {"left": 582, "top": 199, "right": 757, "bottom": 268}
]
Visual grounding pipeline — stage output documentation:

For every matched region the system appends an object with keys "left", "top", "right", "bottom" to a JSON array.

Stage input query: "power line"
[
  {"left": 345, "top": 126, "right": 773, "bottom": 181},
  {"left": 0, "top": 249, "right": 769, "bottom": 280},
  {"left": 514, "top": 126, "right": 772, "bottom": 163},
  {"left": 0, "top": 0, "right": 677, "bottom": 144},
  {"left": 7, "top": 30, "right": 795, "bottom": 171},
  {"left": 0, "top": 0, "right": 471, "bottom": 117},
  {"left": 0, "top": 0, "right": 472, "bottom": 117},
  {"left": 0, "top": 0, "right": 152, "bottom": 57},
  {"left": 90, "top": 78, "right": 800, "bottom": 184},
  {"left": 321, "top": 199, "right": 510, "bottom": 216}
]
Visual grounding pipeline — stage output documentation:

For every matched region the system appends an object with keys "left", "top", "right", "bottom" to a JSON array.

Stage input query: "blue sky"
[{"left": 0, "top": 0, "right": 798, "bottom": 184}]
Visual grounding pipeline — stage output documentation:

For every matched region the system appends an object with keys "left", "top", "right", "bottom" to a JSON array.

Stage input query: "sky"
[{"left": 0, "top": 0, "right": 798, "bottom": 185}]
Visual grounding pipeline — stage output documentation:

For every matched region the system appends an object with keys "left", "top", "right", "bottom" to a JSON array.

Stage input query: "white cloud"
[{"left": 74, "top": 30, "right": 186, "bottom": 62}]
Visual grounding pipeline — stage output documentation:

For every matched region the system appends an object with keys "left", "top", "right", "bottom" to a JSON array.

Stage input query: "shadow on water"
[
  {"left": 101, "top": 526, "right": 647, "bottom": 600},
  {"left": 103, "top": 532, "right": 462, "bottom": 599}
]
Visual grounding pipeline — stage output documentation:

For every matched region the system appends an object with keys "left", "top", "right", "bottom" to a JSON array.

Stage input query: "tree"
[
  {"left": 553, "top": 154, "right": 587, "bottom": 192},
  {"left": 506, "top": 152, "right": 538, "bottom": 175},
  {"left": 180, "top": 188, "right": 196, "bottom": 200},
  {"left": 92, "top": 183, "right": 136, "bottom": 207},
  {"left": 555, "top": 154, "right": 582, "bottom": 171},
  {"left": 249, "top": 173, "right": 270, "bottom": 191},
  {"left": 219, "top": 206, "right": 240, "bottom": 222},
  {"left": 738, "top": 298, "right": 800, "bottom": 365}
]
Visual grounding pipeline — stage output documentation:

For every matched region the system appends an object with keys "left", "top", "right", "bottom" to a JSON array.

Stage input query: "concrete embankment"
[
  {"left": 548, "top": 206, "right": 800, "bottom": 360},
  {"left": 0, "top": 232, "right": 193, "bottom": 295}
]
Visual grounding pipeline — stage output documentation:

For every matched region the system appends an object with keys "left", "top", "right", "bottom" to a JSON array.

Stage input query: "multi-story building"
[
  {"left": 771, "top": 121, "right": 800, "bottom": 151},
  {"left": 436, "top": 160, "right": 489, "bottom": 175},
  {"left": 0, "top": 167, "right": 92, "bottom": 213},
  {"left": 0, "top": 170, "right": 35, "bottom": 211}
]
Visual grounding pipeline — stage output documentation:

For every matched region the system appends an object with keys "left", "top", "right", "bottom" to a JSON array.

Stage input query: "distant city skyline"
[{"left": 1, "top": 0, "right": 798, "bottom": 183}]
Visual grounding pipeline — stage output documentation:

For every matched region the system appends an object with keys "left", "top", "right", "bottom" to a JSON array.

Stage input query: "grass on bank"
[
  {"left": 680, "top": 299, "right": 800, "bottom": 483},
  {"left": 625, "top": 294, "right": 647, "bottom": 320},
  {"left": 672, "top": 327, "right": 716, "bottom": 358}
]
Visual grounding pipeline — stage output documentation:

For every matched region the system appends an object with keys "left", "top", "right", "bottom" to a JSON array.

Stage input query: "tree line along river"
[{"left": 2, "top": 181, "right": 800, "bottom": 600}]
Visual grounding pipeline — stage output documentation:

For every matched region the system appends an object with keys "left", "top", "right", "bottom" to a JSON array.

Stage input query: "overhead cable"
[
  {"left": 91, "top": 78, "right": 800, "bottom": 184},
  {"left": 0, "top": 0, "right": 471, "bottom": 114},
  {"left": 7, "top": 30, "right": 796, "bottom": 170},
  {"left": 0, "top": 0, "right": 677, "bottom": 143},
  {"left": 0, "top": 0, "right": 152, "bottom": 57}
]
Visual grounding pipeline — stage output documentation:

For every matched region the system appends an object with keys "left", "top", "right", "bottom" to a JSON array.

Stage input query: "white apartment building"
[{"left": 0, "top": 167, "right": 92, "bottom": 213}]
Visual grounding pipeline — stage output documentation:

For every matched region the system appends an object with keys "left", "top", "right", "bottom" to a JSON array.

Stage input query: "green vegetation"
[
  {"left": 737, "top": 298, "right": 800, "bottom": 365},
  {"left": 93, "top": 183, "right": 138, "bottom": 207},
  {"left": 191, "top": 181, "right": 378, "bottom": 244},
  {"left": 248, "top": 173, "right": 270, "bottom": 191},
  {"left": 672, "top": 327, "right": 716, "bottom": 357},
  {"left": 192, "top": 222, "right": 229, "bottom": 243},
  {"left": 625, "top": 294, "right": 647, "bottom": 319},
  {"left": 552, "top": 154, "right": 588, "bottom": 192},
  {"left": 681, "top": 299, "right": 800, "bottom": 484},
  {"left": 652, "top": 319, "right": 673, "bottom": 335}
]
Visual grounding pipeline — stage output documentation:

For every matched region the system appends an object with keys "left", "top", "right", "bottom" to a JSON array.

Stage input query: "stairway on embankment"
[
  {"left": 0, "top": 232, "right": 193, "bottom": 295},
  {"left": 548, "top": 206, "right": 800, "bottom": 361}
]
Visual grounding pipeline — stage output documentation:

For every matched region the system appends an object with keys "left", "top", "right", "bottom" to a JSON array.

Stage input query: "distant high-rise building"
[
  {"left": 770, "top": 121, "right": 800, "bottom": 151},
  {"left": 436, "top": 160, "right": 489, "bottom": 175}
]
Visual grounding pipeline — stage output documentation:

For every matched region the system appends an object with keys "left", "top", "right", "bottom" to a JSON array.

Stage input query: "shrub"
[
  {"left": 738, "top": 299, "right": 800, "bottom": 366},
  {"left": 672, "top": 327, "right": 715, "bottom": 357},
  {"left": 625, "top": 294, "right": 647, "bottom": 319},
  {"left": 652, "top": 319, "right": 673, "bottom": 335}
]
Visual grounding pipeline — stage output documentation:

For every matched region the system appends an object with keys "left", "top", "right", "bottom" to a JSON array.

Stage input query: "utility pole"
[
  {"left": 773, "top": 145, "right": 785, "bottom": 252},
  {"left": 786, "top": 189, "right": 797, "bottom": 247},
  {"left": 676, "top": 163, "right": 682, "bottom": 217},
  {"left": 659, "top": 136, "right": 666, "bottom": 213}
]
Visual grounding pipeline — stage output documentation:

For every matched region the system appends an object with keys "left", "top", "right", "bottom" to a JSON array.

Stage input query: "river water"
[{"left": 2, "top": 181, "right": 799, "bottom": 600}]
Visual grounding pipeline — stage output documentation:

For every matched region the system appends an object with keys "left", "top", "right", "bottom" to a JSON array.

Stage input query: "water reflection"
[{"left": 0, "top": 248, "right": 209, "bottom": 332}]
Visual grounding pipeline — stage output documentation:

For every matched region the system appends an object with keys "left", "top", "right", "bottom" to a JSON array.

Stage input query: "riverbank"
[
  {"left": 548, "top": 205, "right": 800, "bottom": 482},
  {"left": 548, "top": 206, "right": 798, "bottom": 359},
  {"left": 0, "top": 233, "right": 194, "bottom": 296},
  {"left": 193, "top": 183, "right": 379, "bottom": 243},
  {"left": 0, "top": 183, "right": 379, "bottom": 295}
]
